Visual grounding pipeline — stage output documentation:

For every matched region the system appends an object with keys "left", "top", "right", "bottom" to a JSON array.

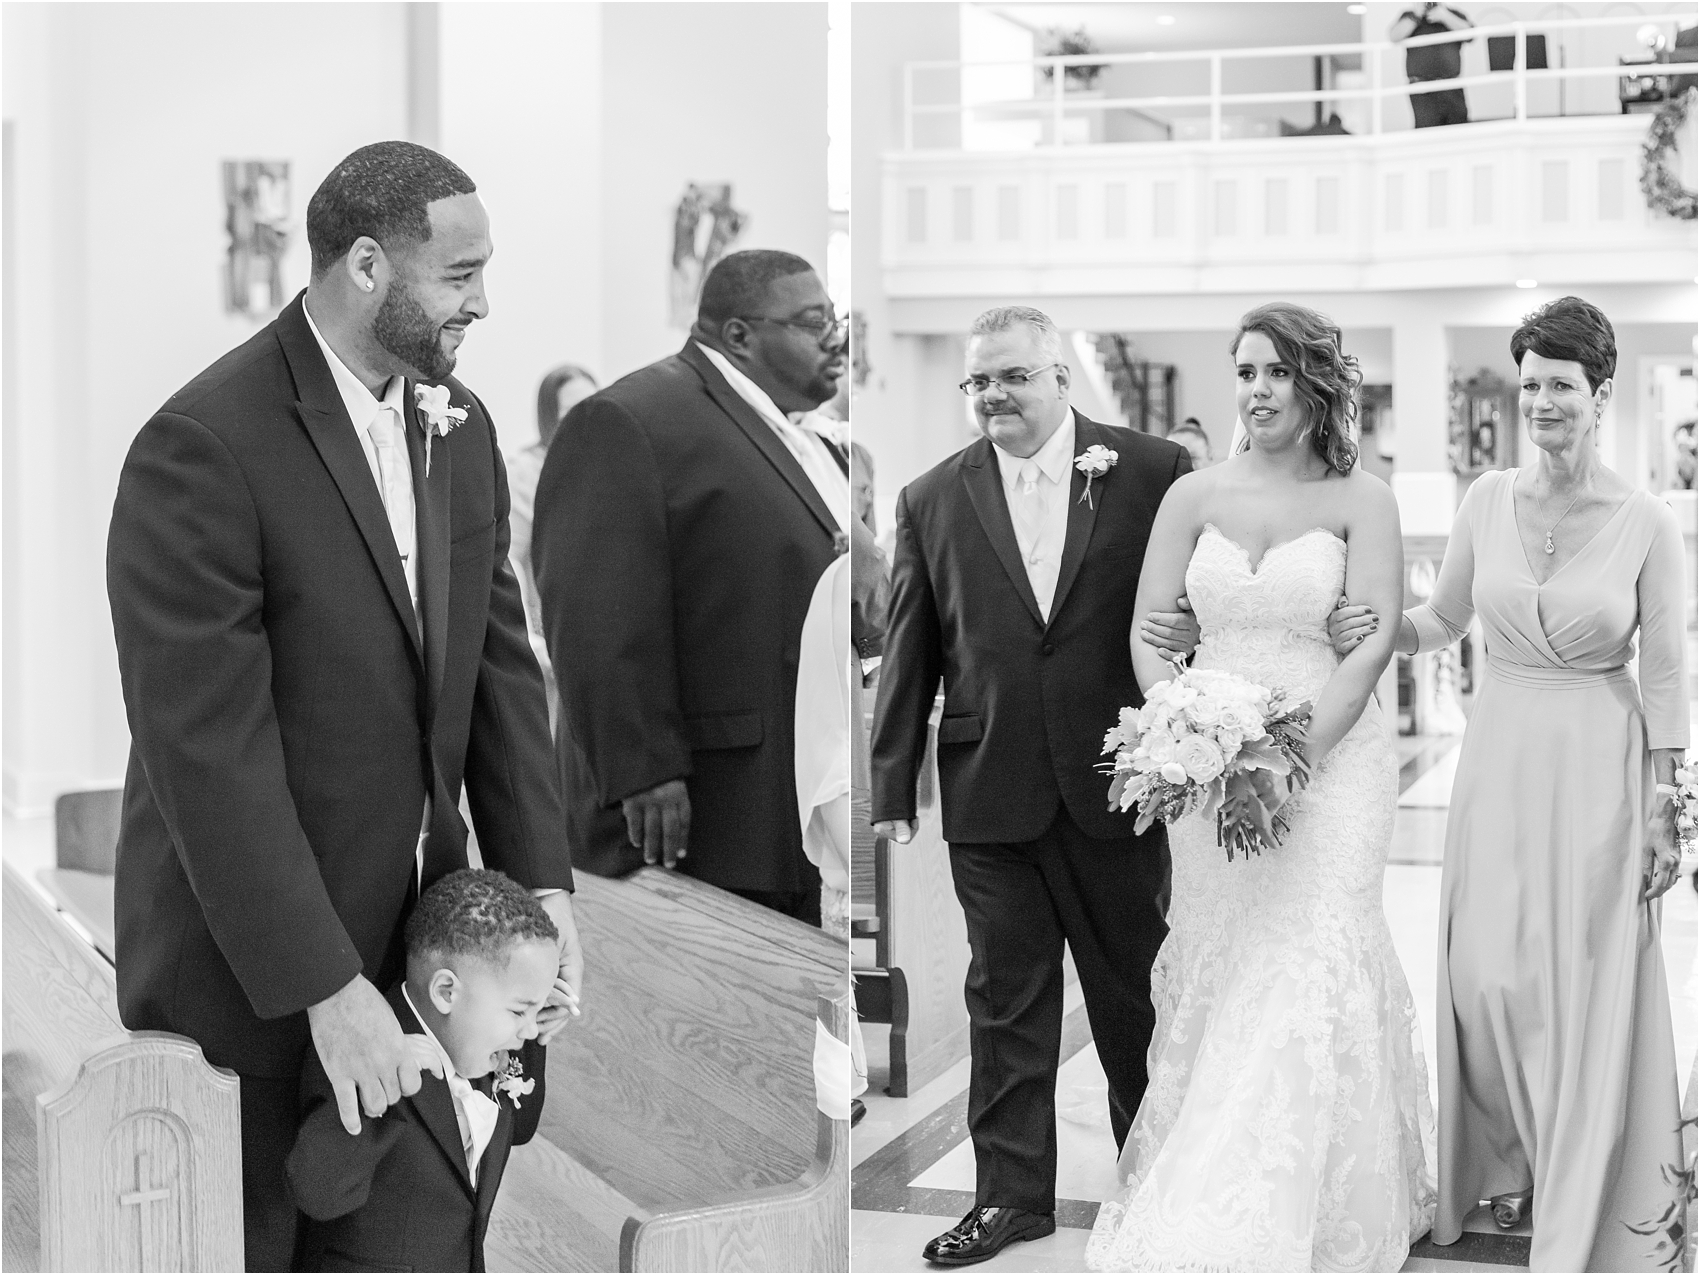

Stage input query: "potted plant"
[{"left": 1040, "top": 26, "right": 1107, "bottom": 91}]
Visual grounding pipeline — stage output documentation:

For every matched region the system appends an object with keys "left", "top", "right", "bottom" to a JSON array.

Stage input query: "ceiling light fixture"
[
  {"left": 1347, "top": 3, "right": 1366, "bottom": 12},
  {"left": 1156, "top": 14, "right": 1176, "bottom": 25},
  {"left": 1515, "top": 279, "right": 1539, "bottom": 289}
]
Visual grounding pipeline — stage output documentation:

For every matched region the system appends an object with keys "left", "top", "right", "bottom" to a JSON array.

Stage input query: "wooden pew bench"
[
  {"left": 490, "top": 868, "right": 849, "bottom": 1272},
  {"left": 2, "top": 860, "right": 243, "bottom": 1272},
  {"left": 851, "top": 691, "right": 972, "bottom": 1097},
  {"left": 18, "top": 800, "right": 848, "bottom": 1272}
]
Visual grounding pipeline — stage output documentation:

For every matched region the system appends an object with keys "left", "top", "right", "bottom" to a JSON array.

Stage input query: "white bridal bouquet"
[{"left": 1102, "top": 656, "right": 1313, "bottom": 862}]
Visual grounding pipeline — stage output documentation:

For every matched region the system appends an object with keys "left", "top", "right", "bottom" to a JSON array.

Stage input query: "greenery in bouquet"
[{"left": 1102, "top": 656, "right": 1312, "bottom": 863}]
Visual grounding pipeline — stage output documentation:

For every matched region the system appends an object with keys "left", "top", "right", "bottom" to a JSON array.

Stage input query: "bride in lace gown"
[{"left": 1086, "top": 304, "right": 1436, "bottom": 1272}]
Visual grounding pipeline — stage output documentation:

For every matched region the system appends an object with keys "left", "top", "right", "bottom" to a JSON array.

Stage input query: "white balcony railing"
[
  {"left": 883, "top": 114, "right": 1695, "bottom": 297},
  {"left": 903, "top": 13, "right": 1697, "bottom": 150}
]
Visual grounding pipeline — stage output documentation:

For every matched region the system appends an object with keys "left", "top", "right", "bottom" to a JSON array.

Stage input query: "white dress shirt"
[
  {"left": 992, "top": 414, "right": 1075, "bottom": 622},
  {"left": 695, "top": 342, "right": 850, "bottom": 534},
  {"left": 402, "top": 986, "right": 500, "bottom": 1187},
  {"left": 302, "top": 302, "right": 420, "bottom": 625}
]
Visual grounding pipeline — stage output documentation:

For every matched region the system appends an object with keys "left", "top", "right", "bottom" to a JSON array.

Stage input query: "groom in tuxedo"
[
  {"left": 107, "top": 142, "right": 579, "bottom": 1270},
  {"left": 532, "top": 250, "right": 848, "bottom": 923},
  {"left": 871, "top": 306, "right": 1191, "bottom": 1265}
]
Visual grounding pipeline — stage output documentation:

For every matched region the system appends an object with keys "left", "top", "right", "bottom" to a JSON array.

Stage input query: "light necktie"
[
  {"left": 446, "top": 1072, "right": 500, "bottom": 1184},
  {"left": 1014, "top": 460, "right": 1044, "bottom": 558},
  {"left": 367, "top": 406, "right": 417, "bottom": 610}
]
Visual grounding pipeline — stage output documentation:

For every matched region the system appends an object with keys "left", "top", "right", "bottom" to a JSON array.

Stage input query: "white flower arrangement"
[
  {"left": 1102, "top": 656, "right": 1313, "bottom": 861},
  {"left": 494, "top": 1050, "right": 536, "bottom": 1109},
  {"left": 1074, "top": 445, "right": 1118, "bottom": 509},
  {"left": 414, "top": 382, "right": 469, "bottom": 476}
]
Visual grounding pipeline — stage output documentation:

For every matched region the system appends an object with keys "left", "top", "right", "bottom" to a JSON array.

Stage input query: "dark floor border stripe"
[
  {"left": 854, "top": 1003, "right": 1095, "bottom": 1215},
  {"left": 1398, "top": 737, "right": 1459, "bottom": 795}
]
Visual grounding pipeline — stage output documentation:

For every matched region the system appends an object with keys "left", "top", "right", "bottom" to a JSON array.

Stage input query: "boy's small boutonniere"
[
  {"left": 414, "top": 383, "right": 468, "bottom": 477},
  {"left": 1075, "top": 445, "right": 1118, "bottom": 509},
  {"left": 494, "top": 1051, "right": 535, "bottom": 1110}
]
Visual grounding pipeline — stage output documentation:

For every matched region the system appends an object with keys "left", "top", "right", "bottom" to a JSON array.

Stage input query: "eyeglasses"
[
  {"left": 958, "top": 363, "right": 1061, "bottom": 397},
  {"left": 738, "top": 313, "right": 849, "bottom": 348}
]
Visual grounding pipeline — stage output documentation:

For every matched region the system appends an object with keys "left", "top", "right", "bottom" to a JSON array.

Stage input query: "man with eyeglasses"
[
  {"left": 870, "top": 305, "right": 1192, "bottom": 1265},
  {"left": 532, "top": 249, "right": 849, "bottom": 925}
]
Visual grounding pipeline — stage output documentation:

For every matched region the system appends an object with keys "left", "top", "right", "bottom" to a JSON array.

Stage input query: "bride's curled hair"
[{"left": 1232, "top": 303, "right": 1361, "bottom": 476}]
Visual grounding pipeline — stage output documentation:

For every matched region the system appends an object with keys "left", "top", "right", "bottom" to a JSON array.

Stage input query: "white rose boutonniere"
[
  {"left": 414, "top": 382, "right": 469, "bottom": 477},
  {"left": 494, "top": 1051, "right": 536, "bottom": 1109},
  {"left": 1074, "top": 445, "right": 1118, "bottom": 509}
]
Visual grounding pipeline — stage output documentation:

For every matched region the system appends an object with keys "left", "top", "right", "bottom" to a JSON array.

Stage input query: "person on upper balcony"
[{"left": 1390, "top": 1, "right": 1474, "bottom": 128}]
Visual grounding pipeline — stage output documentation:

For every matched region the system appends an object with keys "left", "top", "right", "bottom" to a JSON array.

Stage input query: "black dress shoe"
[{"left": 921, "top": 1205, "right": 1055, "bottom": 1266}]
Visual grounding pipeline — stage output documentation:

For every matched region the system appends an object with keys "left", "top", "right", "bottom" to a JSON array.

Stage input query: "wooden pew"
[
  {"left": 21, "top": 810, "right": 848, "bottom": 1273},
  {"left": 489, "top": 868, "right": 849, "bottom": 1272},
  {"left": 851, "top": 690, "right": 973, "bottom": 1097},
  {"left": 2, "top": 860, "right": 243, "bottom": 1272}
]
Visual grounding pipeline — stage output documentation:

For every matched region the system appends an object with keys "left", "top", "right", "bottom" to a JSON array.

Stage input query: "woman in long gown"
[
  {"left": 1086, "top": 303, "right": 1436, "bottom": 1272},
  {"left": 1334, "top": 296, "right": 1689, "bottom": 1271}
]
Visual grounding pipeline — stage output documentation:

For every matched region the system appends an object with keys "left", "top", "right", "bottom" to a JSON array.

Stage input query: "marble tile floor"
[{"left": 853, "top": 731, "right": 1700, "bottom": 1273}]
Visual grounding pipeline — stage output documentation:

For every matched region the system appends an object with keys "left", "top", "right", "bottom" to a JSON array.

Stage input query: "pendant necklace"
[{"left": 1539, "top": 482, "right": 1586, "bottom": 555}]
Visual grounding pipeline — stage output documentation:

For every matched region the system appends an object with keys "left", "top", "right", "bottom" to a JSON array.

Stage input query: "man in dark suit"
[
  {"left": 106, "top": 142, "right": 580, "bottom": 1271},
  {"left": 870, "top": 306, "right": 1191, "bottom": 1266},
  {"left": 532, "top": 250, "right": 847, "bottom": 924}
]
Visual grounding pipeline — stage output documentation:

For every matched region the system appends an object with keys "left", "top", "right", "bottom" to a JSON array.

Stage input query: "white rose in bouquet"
[
  {"left": 1175, "top": 734, "right": 1226, "bottom": 783},
  {"left": 1144, "top": 730, "right": 1178, "bottom": 765}
]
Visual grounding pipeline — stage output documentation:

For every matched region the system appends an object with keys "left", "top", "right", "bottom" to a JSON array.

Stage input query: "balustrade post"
[
  {"left": 1370, "top": 45, "right": 1383, "bottom": 134},
  {"left": 904, "top": 64, "right": 914, "bottom": 151},
  {"left": 1513, "top": 22, "right": 1527, "bottom": 120},
  {"left": 1209, "top": 55, "right": 1222, "bottom": 141},
  {"left": 1052, "top": 58, "right": 1065, "bottom": 147}
]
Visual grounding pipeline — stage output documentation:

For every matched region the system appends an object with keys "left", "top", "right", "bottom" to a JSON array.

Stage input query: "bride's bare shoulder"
[{"left": 1335, "top": 466, "right": 1400, "bottom": 531}]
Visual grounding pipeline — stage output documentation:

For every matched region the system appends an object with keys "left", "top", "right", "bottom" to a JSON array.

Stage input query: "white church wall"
[
  {"left": 599, "top": 1, "right": 829, "bottom": 384},
  {"left": 2, "top": 1, "right": 409, "bottom": 814}
]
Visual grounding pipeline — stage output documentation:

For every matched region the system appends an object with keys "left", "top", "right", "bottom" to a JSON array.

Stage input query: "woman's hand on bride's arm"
[
  {"left": 1140, "top": 596, "right": 1200, "bottom": 656},
  {"left": 1326, "top": 598, "right": 1378, "bottom": 654},
  {"left": 1303, "top": 476, "right": 1404, "bottom": 762}
]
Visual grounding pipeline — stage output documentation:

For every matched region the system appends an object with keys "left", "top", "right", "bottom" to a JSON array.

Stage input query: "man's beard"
[{"left": 373, "top": 280, "right": 456, "bottom": 381}]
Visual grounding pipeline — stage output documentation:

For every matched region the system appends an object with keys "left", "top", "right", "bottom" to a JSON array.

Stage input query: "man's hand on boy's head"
[{"left": 535, "top": 891, "right": 584, "bottom": 1044}]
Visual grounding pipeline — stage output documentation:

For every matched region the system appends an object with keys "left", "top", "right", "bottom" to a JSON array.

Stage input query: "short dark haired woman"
[{"left": 1331, "top": 294, "right": 1689, "bottom": 1269}]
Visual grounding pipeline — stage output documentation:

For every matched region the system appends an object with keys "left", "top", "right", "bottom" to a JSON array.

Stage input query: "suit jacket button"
[{"left": 1042, "top": 642, "right": 1055, "bottom": 656}]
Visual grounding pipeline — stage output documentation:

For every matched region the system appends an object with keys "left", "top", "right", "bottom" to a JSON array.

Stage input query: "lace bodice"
[{"left": 1187, "top": 524, "right": 1345, "bottom": 703}]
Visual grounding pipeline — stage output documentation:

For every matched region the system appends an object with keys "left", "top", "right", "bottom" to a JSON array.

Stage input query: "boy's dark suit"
[
  {"left": 870, "top": 411, "right": 1190, "bottom": 1215},
  {"left": 286, "top": 984, "right": 546, "bottom": 1273},
  {"left": 531, "top": 341, "right": 841, "bottom": 904}
]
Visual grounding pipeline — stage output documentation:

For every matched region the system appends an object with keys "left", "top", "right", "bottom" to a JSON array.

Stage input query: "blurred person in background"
[
  {"left": 1390, "top": 1, "right": 1474, "bottom": 128},
  {"left": 1168, "top": 417, "right": 1214, "bottom": 469},
  {"left": 508, "top": 363, "right": 599, "bottom": 734}
]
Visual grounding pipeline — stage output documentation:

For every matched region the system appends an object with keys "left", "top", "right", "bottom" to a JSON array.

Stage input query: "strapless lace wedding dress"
[{"left": 1085, "top": 525, "right": 1436, "bottom": 1273}]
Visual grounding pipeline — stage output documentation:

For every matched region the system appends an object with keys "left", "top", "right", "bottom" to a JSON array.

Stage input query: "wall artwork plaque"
[
  {"left": 223, "top": 160, "right": 291, "bottom": 316},
  {"left": 670, "top": 182, "right": 746, "bottom": 329}
]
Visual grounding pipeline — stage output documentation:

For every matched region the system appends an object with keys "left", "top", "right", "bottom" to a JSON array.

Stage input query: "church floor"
[{"left": 851, "top": 730, "right": 1700, "bottom": 1273}]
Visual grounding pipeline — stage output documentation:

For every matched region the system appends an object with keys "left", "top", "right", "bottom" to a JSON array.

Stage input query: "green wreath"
[{"left": 1640, "top": 86, "right": 1697, "bottom": 220}]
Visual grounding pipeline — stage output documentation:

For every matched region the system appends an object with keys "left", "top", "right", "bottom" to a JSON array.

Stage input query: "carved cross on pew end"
[{"left": 118, "top": 1150, "right": 175, "bottom": 1272}]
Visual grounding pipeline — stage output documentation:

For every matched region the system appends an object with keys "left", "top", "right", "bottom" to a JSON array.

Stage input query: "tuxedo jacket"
[
  {"left": 106, "top": 293, "right": 572, "bottom": 1080},
  {"left": 870, "top": 412, "right": 1192, "bottom": 845},
  {"left": 531, "top": 342, "right": 841, "bottom": 893},
  {"left": 286, "top": 984, "right": 546, "bottom": 1273}
]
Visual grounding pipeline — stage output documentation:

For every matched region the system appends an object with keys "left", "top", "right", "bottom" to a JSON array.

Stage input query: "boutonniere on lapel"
[
  {"left": 414, "top": 383, "right": 468, "bottom": 477},
  {"left": 493, "top": 1051, "right": 535, "bottom": 1109},
  {"left": 1074, "top": 445, "right": 1119, "bottom": 509}
]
